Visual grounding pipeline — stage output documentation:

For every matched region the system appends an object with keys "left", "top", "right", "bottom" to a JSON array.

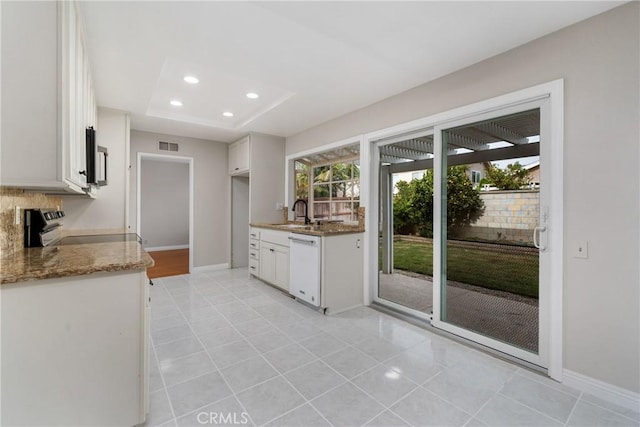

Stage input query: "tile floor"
[{"left": 145, "top": 268, "right": 639, "bottom": 427}]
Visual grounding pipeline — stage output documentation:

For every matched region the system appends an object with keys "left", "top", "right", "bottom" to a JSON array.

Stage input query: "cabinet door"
[
  {"left": 274, "top": 248, "right": 289, "bottom": 291},
  {"left": 229, "top": 138, "right": 249, "bottom": 175},
  {"left": 228, "top": 143, "right": 239, "bottom": 174},
  {"left": 260, "top": 244, "right": 275, "bottom": 283},
  {"left": 64, "top": 3, "right": 87, "bottom": 188}
]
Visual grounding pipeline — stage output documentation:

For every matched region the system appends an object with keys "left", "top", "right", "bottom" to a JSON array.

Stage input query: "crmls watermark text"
[{"left": 197, "top": 411, "right": 250, "bottom": 425}]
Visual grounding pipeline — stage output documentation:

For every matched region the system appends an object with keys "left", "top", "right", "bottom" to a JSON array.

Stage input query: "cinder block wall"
[{"left": 456, "top": 190, "right": 539, "bottom": 244}]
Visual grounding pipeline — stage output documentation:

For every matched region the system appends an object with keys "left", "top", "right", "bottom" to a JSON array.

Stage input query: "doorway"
[
  {"left": 368, "top": 81, "right": 564, "bottom": 375},
  {"left": 137, "top": 153, "right": 194, "bottom": 276},
  {"left": 231, "top": 175, "right": 250, "bottom": 268}
]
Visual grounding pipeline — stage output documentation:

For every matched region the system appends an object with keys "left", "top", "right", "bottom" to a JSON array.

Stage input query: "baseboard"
[
  {"left": 192, "top": 263, "right": 230, "bottom": 273},
  {"left": 145, "top": 244, "right": 189, "bottom": 252},
  {"left": 325, "top": 304, "right": 363, "bottom": 316},
  {"left": 563, "top": 369, "right": 640, "bottom": 412}
]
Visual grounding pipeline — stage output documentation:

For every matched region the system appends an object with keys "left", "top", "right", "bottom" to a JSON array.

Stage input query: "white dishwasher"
[{"left": 288, "top": 233, "right": 321, "bottom": 306}]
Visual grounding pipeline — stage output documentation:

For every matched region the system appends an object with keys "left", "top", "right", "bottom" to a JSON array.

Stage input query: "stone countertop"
[
  {"left": 250, "top": 222, "right": 365, "bottom": 236},
  {"left": 0, "top": 240, "right": 154, "bottom": 285}
]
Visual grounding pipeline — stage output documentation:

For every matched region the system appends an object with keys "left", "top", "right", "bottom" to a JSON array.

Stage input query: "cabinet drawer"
[
  {"left": 249, "top": 228, "right": 260, "bottom": 240},
  {"left": 249, "top": 239, "right": 260, "bottom": 251},
  {"left": 249, "top": 259, "right": 260, "bottom": 275},
  {"left": 260, "top": 229, "right": 290, "bottom": 247}
]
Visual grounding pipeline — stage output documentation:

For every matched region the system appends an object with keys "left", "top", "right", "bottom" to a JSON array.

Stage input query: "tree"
[
  {"left": 483, "top": 161, "right": 531, "bottom": 190},
  {"left": 393, "top": 166, "right": 484, "bottom": 238},
  {"left": 312, "top": 162, "right": 359, "bottom": 198}
]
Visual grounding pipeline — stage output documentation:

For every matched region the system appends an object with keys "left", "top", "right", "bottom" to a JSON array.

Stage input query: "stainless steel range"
[
  {"left": 23, "top": 208, "right": 65, "bottom": 247},
  {"left": 24, "top": 208, "right": 141, "bottom": 247}
]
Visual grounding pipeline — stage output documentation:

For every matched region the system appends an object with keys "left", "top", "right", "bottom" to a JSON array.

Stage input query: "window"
[
  {"left": 294, "top": 161, "right": 309, "bottom": 201},
  {"left": 412, "top": 171, "right": 425, "bottom": 180},
  {"left": 294, "top": 159, "right": 360, "bottom": 222},
  {"left": 471, "top": 170, "right": 482, "bottom": 184}
]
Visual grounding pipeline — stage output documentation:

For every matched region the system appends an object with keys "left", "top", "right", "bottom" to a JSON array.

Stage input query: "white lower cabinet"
[
  {"left": 249, "top": 228, "right": 289, "bottom": 291},
  {"left": 259, "top": 241, "right": 289, "bottom": 291},
  {"left": 1, "top": 270, "right": 149, "bottom": 426}
]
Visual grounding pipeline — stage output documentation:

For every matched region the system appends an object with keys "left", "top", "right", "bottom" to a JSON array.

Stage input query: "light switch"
[
  {"left": 14, "top": 206, "right": 21, "bottom": 225},
  {"left": 574, "top": 241, "right": 588, "bottom": 259}
]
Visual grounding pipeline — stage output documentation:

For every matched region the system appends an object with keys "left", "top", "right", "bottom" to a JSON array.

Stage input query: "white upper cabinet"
[
  {"left": 228, "top": 137, "right": 250, "bottom": 175},
  {"left": 1, "top": 1, "right": 97, "bottom": 194}
]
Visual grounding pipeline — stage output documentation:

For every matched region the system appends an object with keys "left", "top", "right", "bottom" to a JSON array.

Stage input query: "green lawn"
[{"left": 392, "top": 240, "right": 539, "bottom": 299}]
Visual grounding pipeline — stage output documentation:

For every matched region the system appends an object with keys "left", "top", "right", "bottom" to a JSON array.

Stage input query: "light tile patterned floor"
[{"left": 145, "top": 269, "right": 639, "bottom": 427}]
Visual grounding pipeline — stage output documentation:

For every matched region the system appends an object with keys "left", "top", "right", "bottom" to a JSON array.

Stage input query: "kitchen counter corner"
[{"left": 0, "top": 240, "right": 154, "bottom": 285}]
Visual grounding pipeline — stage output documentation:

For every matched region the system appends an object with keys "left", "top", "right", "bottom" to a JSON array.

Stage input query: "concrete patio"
[{"left": 378, "top": 271, "right": 539, "bottom": 352}]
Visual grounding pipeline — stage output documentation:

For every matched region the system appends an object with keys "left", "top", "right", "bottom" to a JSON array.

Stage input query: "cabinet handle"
[
  {"left": 250, "top": 253, "right": 255, "bottom": 257},
  {"left": 235, "top": 167, "right": 239, "bottom": 171},
  {"left": 270, "top": 248, "right": 275, "bottom": 252},
  {"left": 79, "top": 170, "right": 86, "bottom": 176},
  {"left": 250, "top": 266, "right": 256, "bottom": 270}
]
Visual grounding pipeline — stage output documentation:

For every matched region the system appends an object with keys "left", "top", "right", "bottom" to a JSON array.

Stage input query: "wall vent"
[{"left": 159, "top": 141, "right": 179, "bottom": 152}]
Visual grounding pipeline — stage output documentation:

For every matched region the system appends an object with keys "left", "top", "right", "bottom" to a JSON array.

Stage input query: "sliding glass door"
[
  {"left": 432, "top": 100, "right": 549, "bottom": 366},
  {"left": 374, "top": 96, "right": 553, "bottom": 367}
]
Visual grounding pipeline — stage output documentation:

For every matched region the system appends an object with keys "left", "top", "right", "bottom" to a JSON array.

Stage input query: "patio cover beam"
[{"left": 387, "top": 142, "right": 539, "bottom": 174}]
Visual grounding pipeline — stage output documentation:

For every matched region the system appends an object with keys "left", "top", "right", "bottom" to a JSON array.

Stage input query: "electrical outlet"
[
  {"left": 574, "top": 241, "right": 588, "bottom": 259},
  {"left": 14, "top": 207, "right": 21, "bottom": 225},
  {"left": 276, "top": 202, "right": 284, "bottom": 211}
]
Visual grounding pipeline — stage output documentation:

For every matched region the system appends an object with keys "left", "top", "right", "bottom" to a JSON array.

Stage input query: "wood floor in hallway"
[{"left": 147, "top": 249, "right": 189, "bottom": 279}]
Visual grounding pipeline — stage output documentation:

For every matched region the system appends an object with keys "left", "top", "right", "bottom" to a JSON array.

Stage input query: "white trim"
[
  {"left": 286, "top": 135, "right": 363, "bottom": 161},
  {"left": 359, "top": 134, "right": 372, "bottom": 305},
  {"left": 124, "top": 114, "right": 131, "bottom": 230},
  {"left": 192, "top": 263, "right": 230, "bottom": 273},
  {"left": 144, "top": 244, "right": 189, "bottom": 252},
  {"left": 136, "top": 152, "right": 195, "bottom": 274},
  {"left": 325, "top": 303, "right": 364, "bottom": 316},
  {"left": 546, "top": 78, "right": 564, "bottom": 381},
  {"left": 563, "top": 370, "right": 640, "bottom": 413},
  {"left": 285, "top": 135, "right": 362, "bottom": 220}
]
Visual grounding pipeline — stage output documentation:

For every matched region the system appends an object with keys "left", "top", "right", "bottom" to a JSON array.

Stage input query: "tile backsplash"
[{"left": 0, "top": 187, "right": 62, "bottom": 257}]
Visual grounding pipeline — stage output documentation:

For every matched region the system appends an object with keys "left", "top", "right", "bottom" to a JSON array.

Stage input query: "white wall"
[
  {"left": 248, "top": 132, "right": 286, "bottom": 224},
  {"left": 286, "top": 3, "right": 640, "bottom": 394},
  {"left": 140, "top": 159, "right": 189, "bottom": 249},
  {"left": 63, "top": 108, "right": 129, "bottom": 231},
  {"left": 130, "top": 131, "right": 228, "bottom": 268}
]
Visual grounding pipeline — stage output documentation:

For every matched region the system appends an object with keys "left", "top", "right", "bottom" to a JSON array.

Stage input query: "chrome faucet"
[{"left": 292, "top": 199, "right": 311, "bottom": 225}]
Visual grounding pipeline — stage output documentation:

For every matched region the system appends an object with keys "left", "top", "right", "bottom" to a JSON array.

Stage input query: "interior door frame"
[
  {"left": 136, "top": 152, "right": 195, "bottom": 274},
  {"left": 364, "top": 79, "right": 564, "bottom": 380}
]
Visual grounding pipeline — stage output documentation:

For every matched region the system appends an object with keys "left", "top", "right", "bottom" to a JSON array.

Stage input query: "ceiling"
[{"left": 79, "top": 1, "right": 624, "bottom": 143}]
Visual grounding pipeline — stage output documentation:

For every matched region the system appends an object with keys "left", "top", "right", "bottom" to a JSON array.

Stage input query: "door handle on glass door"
[{"left": 533, "top": 226, "right": 546, "bottom": 251}]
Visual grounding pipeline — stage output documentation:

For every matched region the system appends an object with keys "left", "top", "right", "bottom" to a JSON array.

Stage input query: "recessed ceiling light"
[
  {"left": 170, "top": 100, "right": 183, "bottom": 107},
  {"left": 246, "top": 92, "right": 259, "bottom": 99},
  {"left": 183, "top": 75, "right": 199, "bottom": 84},
  {"left": 222, "top": 111, "right": 234, "bottom": 117}
]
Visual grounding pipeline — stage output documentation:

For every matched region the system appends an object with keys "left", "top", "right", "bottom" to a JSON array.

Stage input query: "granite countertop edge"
[
  {"left": 1, "top": 241, "right": 154, "bottom": 285},
  {"left": 250, "top": 222, "right": 365, "bottom": 236}
]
